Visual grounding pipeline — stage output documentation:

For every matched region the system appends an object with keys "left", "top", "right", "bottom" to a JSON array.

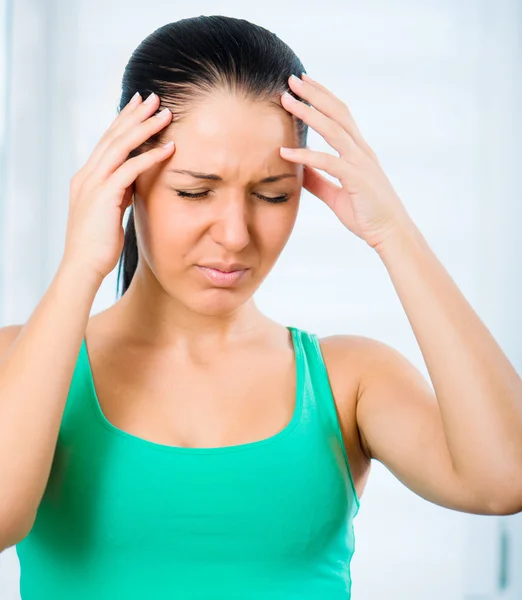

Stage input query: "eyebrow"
[{"left": 166, "top": 169, "right": 297, "bottom": 183}]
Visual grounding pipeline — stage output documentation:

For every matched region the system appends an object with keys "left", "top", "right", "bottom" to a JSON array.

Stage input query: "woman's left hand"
[{"left": 280, "top": 73, "right": 414, "bottom": 251}]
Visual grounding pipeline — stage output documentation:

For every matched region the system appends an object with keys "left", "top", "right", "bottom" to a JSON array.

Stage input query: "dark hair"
[{"left": 115, "top": 15, "right": 309, "bottom": 298}]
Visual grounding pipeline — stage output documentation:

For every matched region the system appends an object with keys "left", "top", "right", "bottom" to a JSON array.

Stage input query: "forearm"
[
  {"left": 375, "top": 221, "right": 522, "bottom": 495},
  {"left": 0, "top": 260, "right": 102, "bottom": 543}
]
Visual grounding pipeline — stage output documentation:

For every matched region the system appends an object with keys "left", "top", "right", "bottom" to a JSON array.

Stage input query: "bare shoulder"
[
  {"left": 318, "top": 332, "right": 391, "bottom": 359},
  {"left": 317, "top": 333, "right": 414, "bottom": 452},
  {"left": 316, "top": 333, "right": 386, "bottom": 401},
  {"left": 0, "top": 324, "right": 25, "bottom": 361},
  {"left": 318, "top": 332, "right": 412, "bottom": 390},
  {"left": 316, "top": 334, "right": 378, "bottom": 445},
  {"left": 316, "top": 333, "right": 377, "bottom": 368},
  {"left": 317, "top": 333, "right": 423, "bottom": 494}
]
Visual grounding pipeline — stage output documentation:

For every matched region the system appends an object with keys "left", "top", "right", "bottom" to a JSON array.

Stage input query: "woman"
[{"left": 1, "top": 14, "right": 521, "bottom": 599}]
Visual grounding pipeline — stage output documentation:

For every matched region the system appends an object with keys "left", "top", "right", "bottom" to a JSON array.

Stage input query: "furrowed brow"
[{"left": 166, "top": 169, "right": 296, "bottom": 183}]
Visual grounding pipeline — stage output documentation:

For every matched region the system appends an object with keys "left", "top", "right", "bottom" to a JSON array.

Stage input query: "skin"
[
  {"left": 83, "top": 87, "right": 370, "bottom": 501},
  {"left": 126, "top": 88, "right": 303, "bottom": 334},
  {"left": 2, "top": 73, "right": 518, "bottom": 550}
]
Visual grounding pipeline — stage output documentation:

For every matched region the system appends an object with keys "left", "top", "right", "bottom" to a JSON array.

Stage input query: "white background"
[{"left": 1, "top": 0, "right": 521, "bottom": 598}]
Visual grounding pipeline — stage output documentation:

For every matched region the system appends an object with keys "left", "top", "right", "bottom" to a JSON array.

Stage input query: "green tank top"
[{"left": 16, "top": 326, "right": 360, "bottom": 598}]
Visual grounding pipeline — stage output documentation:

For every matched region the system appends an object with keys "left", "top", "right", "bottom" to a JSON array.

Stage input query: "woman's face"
[{"left": 132, "top": 89, "right": 303, "bottom": 317}]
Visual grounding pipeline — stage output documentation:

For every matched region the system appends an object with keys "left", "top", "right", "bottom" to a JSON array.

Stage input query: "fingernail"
[
  {"left": 129, "top": 91, "right": 141, "bottom": 106},
  {"left": 144, "top": 92, "right": 157, "bottom": 104},
  {"left": 283, "top": 91, "right": 297, "bottom": 102},
  {"left": 290, "top": 74, "right": 303, "bottom": 85},
  {"left": 155, "top": 107, "right": 171, "bottom": 119}
]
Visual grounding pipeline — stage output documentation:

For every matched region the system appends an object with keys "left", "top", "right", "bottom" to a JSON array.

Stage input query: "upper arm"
[
  {"left": 0, "top": 324, "right": 33, "bottom": 550},
  {"left": 352, "top": 336, "right": 501, "bottom": 515}
]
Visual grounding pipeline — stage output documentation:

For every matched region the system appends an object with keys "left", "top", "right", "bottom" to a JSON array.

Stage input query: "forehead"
[{"left": 167, "top": 90, "right": 299, "bottom": 158}]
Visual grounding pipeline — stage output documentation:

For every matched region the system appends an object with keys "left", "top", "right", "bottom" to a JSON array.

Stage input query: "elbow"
[
  {"left": 0, "top": 509, "right": 35, "bottom": 552},
  {"left": 0, "top": 525, "right": 32, "bottom": 552},
  {"left": 489, "top": 501, "right": 522, "bottom": 516},
  {"left": 487, "top": 486, "right": 522, "bottom": 516}
]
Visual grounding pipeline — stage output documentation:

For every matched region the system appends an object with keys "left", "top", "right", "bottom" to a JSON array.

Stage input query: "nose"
[{"left": 210, "top": 196, "right": 251, "bottom": 253}]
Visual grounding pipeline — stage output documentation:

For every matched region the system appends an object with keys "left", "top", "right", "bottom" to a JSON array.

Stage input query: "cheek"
[
  {"left": 136, "top": 193, "right": 300, "bottom": 269},
  {"left": 257, "top": 204, "right": 299, "bottom": 257},
  {"left": 135, "top": 199, "right": 196, "bottom": 269}
]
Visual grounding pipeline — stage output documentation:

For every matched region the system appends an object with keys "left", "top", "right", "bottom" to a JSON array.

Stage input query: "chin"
[{"left": 185, "top": 292, "right": 252, "bottom": 318}]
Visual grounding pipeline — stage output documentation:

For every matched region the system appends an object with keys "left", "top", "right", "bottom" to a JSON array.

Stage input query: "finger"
[
  {"left": 106, "top": 90, "right": 143, "bottom": 133},
  {"left": 280, "top": 146, "right": 359, "bottom": 192},
  {"left": 100, "top": 93, "right": 164, "bottom": 150},
  {"left": 302, "top": 165, "right": 357, "bottom": 232},
  {"left": 301, "top": 164, "right": 342, "bottom": 212},
  {"left": 110, "top": 141, "right": 176, "bottom": 198},
  {"left": 84, "top": 93, "right": 166, "bottom": 179},
  {"left": 79, "top": 92, "right": 146, "bottom": 180},
  {"left": 119, "top": 184, "right": 135, "bottom": 222},
  {"left": 72, "top": 93, "right": 142, "bottom": 187},
  {"left": 90, "top": 102, "right": 173, "bottom": 182},
  {"left": 296, "top": 74, "right": 378, "bottom": 162},
  {"left": 281, "top": 91, "right": 369, "bottom": 166}
]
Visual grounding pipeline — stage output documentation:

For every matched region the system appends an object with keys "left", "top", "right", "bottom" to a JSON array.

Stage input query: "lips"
[
  {"left": 198, "top": 263, "right": 247, "bottom": 272},
  {"left": 195, "top": 265, "right": 249, "bottom": 287}
]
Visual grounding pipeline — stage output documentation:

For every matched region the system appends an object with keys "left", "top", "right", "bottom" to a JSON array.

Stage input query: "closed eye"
[{"left": 174, "top": 190, "right": 290, "bottom": 204}]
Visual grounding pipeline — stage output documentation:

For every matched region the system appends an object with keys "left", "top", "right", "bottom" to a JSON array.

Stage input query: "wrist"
[
  {"left": 57, "top": 259, "right": 104, "bottom": 294},
  {"left": 373, "top": 217, "right": 424, "bottom": 260}
]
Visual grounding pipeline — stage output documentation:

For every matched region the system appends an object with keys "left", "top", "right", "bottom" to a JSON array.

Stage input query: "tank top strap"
[
  {"left": 59, "top": 337, "right": 95, "bottom": 438},
  {"left": 288, "top": 326, "right": 341, "bottom": 428},
  {"left": 288, "top": 326, "right": 360, "bottom": 514}
]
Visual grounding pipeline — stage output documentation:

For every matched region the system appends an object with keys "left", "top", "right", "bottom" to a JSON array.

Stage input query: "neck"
[{"left": 111, "top": 265, "right": 273, "bottom": 351}]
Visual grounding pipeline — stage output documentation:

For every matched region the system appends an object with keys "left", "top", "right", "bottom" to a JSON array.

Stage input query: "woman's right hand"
[{"left": 62, "top": 92, "right": 175, "bottom": 282}]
